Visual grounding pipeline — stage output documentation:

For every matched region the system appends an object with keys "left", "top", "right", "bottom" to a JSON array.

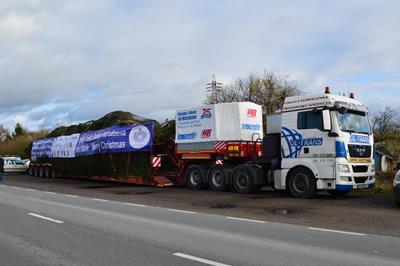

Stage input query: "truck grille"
[
  {"left": 354, "top": 176, "right": 368, "bottom": 184},
  {"left": 352, "top": 165, "right": 368, "bottom": 173},
  {"left": 348, "top": 145, "right": 371, "bottom": 158}
]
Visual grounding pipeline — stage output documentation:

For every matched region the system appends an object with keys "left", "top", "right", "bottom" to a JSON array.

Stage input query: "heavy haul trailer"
[
  {"left": 29, "top": 103, "right": 263, "bottom": 189},
  {"left": 30, "top": 88, "right": 376, "bottom": 198},
  {"left": 29, "top": 116, "right": 179, "bottom": 187}
]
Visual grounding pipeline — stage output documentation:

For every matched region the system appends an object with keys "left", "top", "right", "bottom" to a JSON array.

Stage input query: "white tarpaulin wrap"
[{"left": 175, "top": 102, "right": 263, "bottom": 143}]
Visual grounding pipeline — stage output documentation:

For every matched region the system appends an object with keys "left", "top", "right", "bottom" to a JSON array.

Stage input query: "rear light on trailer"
[{"left": 228, "top": 145, "right": 240, "bottom": 157}]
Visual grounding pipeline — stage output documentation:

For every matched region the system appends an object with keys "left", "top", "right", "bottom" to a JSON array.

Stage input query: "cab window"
[{"left": 297, "top": 110, "right": 323, "bottom": 130}]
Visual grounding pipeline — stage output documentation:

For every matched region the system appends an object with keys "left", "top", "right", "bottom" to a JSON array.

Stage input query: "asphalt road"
[{"left": 0, "top": 184, "right": 399, "bottom": 266}]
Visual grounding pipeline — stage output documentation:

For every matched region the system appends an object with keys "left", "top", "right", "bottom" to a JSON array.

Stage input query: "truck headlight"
[
  {"left": 338, "top": 164, "right": 350, "bottom": 173},
  {"left": 370, "top": 164, "right": 375, "bottom": 173},
  {"left": 340, "top": 176, "right": 352, "bottom": 182}
]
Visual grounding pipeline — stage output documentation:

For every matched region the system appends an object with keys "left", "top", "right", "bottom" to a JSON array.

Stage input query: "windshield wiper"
[{"left": 342, "top": 129, "right": 356, "bottom": 133}]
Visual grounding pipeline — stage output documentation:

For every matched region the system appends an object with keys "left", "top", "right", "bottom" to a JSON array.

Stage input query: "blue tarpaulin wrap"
[{"left": 32, "top": 122, "right": 153, "bottom": 158}]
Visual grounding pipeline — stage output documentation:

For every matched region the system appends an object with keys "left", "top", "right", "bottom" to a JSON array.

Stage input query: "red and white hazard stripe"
[
  {"left": 151, "top": 156, "right": 161, "bottom": 168},
  {"left": 213, "top": 141, "right": 227, "bottom": 151}
]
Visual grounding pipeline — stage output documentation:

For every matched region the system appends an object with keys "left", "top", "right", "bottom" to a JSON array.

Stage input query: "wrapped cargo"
[
  {"left": 175, "top": 102, "right": 263, "bottom": 144},
  {"left": 30, "top": 111, "right": 176, "bottom": 181}
]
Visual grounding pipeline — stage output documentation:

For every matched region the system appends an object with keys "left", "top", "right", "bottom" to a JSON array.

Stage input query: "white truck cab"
[{"left": 269, "top": 88, "right": 375, "bottom": 197}]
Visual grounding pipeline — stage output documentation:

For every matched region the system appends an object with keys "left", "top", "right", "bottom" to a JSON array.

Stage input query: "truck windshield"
[{"left": 335, "top": 110, "right": 371, "bottom": 134}]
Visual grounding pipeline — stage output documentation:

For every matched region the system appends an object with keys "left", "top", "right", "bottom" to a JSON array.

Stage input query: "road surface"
[{"left": 0, "top": 184, "right": 399, "bottom": 266}]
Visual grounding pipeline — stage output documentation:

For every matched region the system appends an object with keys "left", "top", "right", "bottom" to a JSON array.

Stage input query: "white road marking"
[
  {"left": 168, "top": 208, "right": 196, "bottom": 214},
  {"left": 25, "top": 188, "right": 36, "bottom": 191},
  {"left": 27, "top": 213, "right": 64, "bottom": 224},
  {"left": 173, "top": 253, "right": 230, "bottom": 266},
  {"left": 44, "top": 191, "right": 57, "bottom": 195},
  {"left": 308, "top": 227, "right": 366, "bottom": 236},
  {"left": 123, "top": 202, "right": 146, "bottom": 207},
  {"left": 92, "top": 198, "right": 109, "bottom": 202},
  {"left": 226, "top": 216, "right": 266, "bottom": 224},
  {"left": 63, "top": 194, "right": 79, "bottom": 198}
]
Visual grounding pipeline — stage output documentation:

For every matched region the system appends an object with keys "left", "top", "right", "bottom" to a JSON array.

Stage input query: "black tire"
[
  {"left": 287, "top": 167, "right": 317, "bottom": 198},
  {"left": 328, "top": 190, "right": 351, "bottom": 197},
  {"left": 33, "top": 167, "right": 39, "bottom": 177},
  {"left": 185, "top": 165, "right": 207, "bottom": 190},
  {"left": 208, "top": 165, "right": 232, "bottom": 191},
  {"left": 38, "top": 167, "right": 44, "bottom": 178},
  {"left": 44, "top": 166, "right": 51, "bottom": 178},
  {"left": 28, "top": 166, "right": 34, "bottom": 176},
  {"left": 232, "top": 165, "right": 256, "bottom": 194}
]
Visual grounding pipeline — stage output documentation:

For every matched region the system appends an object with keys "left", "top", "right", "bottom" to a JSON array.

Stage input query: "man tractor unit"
[{"left": 30, "top": 88, "right": 375, "bottom": 198}]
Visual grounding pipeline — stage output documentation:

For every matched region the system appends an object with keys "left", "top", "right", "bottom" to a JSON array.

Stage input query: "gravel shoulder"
[{"left": 2, "top": 174, "right": 400, "bottom": 237}]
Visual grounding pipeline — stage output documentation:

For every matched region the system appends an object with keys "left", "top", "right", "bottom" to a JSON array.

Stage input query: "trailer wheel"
[
  {"left": 232, "top": 165, "right": 256, "bottom": 194},
  {"left": 208, "top": 165, "right": 232, "bottom": 191},
  {"left": 287, "top": 167, "right": 317, "bottom": 198},
  {"left": 29, "top": 166, "right": 34, "bottom": 176},
  {"left": 38, "top": 167, "right": 44, "bottom": 178},
  {"left": 185, "top": 165, "right": 207, "bottom": 190},
  {"left": 44, "top": 167, "right": 51, "bottom": 178},
  {"left": 33, "top": 167, "right": 39, "bottom": 177}
]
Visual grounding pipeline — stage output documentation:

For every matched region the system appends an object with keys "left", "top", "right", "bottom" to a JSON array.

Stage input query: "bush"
[{"left": 0, "top": 131, "right": 48, "bottom": 158}]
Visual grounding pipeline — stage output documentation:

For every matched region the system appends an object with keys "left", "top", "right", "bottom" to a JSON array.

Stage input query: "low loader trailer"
[{"left": 30, "top": 88, "right": 375, "bottom": 198}]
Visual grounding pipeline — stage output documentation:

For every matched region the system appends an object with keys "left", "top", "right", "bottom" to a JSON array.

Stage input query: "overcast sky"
[{"left": 0, "top": 0, "right": 399, "bottom": 130}]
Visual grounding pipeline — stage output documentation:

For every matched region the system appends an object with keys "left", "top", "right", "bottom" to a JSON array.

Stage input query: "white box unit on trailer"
[
  {"left": 175, "top": 102, "right": 263, "bottom": 144},
  {"left": 266, "top": 114, "right": 282, "bottom": 134}
]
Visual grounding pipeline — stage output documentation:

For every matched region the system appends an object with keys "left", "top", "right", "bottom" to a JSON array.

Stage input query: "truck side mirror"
[{"left": 322, "top": 109, "right": 331, "bottom": 131}]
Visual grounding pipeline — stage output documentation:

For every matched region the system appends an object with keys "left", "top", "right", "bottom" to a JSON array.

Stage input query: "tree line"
[{"left": 0, "top": 123, "right": 48, "bottom": 158}]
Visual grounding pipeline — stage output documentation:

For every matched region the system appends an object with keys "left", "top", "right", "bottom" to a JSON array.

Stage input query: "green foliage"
[
  {"left": 12, "top": 123, "right": 27, "bottom": 138},
  {"left": 0, "top": 130, "right": 48, "bottom": 158},
  {"left": 372, "top": 106, "right": 400, "bottom": 160},
  {"left": 352, "top": 172, "right": 395, "bottom": 196}
]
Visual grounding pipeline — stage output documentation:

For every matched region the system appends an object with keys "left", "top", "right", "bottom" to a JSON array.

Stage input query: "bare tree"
[
  {"left": 206, "top": 71, "right": 300, "bottom": 115},
  {"left": 372, "top": 106, "right": 400, "bottom": 140},
  {"left": 0, "top": 125, "right": 10, "bottom": 143},
  {"left": 372, "top": 106, "right": 400, "bottom": 159}
]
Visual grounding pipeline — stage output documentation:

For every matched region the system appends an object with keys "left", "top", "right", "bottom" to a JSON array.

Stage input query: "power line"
[{"left": 206, "top": 75, "right": 223, "bottom": 103}]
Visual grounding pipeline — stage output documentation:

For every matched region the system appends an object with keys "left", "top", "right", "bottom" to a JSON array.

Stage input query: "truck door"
[{"left": 281, "top": 109, "right": 335, "bottom": 180}]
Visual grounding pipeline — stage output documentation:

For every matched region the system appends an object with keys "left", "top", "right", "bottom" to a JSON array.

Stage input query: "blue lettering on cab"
[{"left": 350, "top": 134, "right": 369, "bottom": 144}]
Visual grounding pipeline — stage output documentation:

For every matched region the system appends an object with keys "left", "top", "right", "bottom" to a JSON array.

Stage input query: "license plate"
[{"left": 357, "top": 184, "right": 368, "bottom": 189}]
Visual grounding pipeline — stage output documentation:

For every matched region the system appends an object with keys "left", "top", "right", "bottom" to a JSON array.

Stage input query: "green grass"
[{"left": 351, "top": 172, "right": 395, "bottom": 196}]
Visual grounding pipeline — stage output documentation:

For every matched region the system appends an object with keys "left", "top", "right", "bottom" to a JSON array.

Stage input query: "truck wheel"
[
  {"left": 287, "top": 167, "right": 317, "bottom": 198},
  {"left": 208, "top": 165, "right": 232, "bottom": 191},
  {"left": 328, "top": 190, "right": 351, "bottom": 197},
  {"left": 232, "top": 165, "right": 256, "bottom": 194},
  {"left": 185, "top": 165, "right": 207, "bottom": 190}
]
